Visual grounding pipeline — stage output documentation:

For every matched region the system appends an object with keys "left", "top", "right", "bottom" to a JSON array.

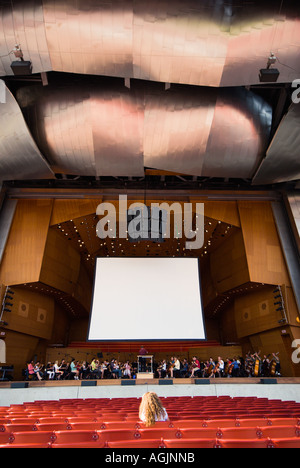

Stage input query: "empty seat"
[
  {"left": 6, "top": 431, "right": 56, "bottom": 445},
  {"left": 36, "top": 423, "right": 72, "bottom": 432},
  {"left": 107, "top": 439, "right": 163, "bottom": 448},
  {"left": 51, "top": 441, "right": 106, "bottom": 448},
  {"left": 52, "top": 430, "right": 102, "bottom": 446},
  {"left": 216, "top": 438, "right": 272, "bottom": 449},
  {"left": 260, "top": 426, "right": 300, "bottom": 439},
  {"left": 0, "top": 443, "right": 52, "bottom": 449},
  {"left": 271, "top": 438, "right": 300, "bottom": 448},
  {"left": 4, "top": 424, "right": 37, "bottom": 433},
  {"left": 163, "top": 438, "right": 217, "bottom": 448},
  {"left": 267, "top": 418, "right": 300, "bottom": 426},
  {"left": 217, "top": 427, "right": 263, "bottom": 440},
  {"left": 136, "top": 428, "right": 182, "bottom": 440}
]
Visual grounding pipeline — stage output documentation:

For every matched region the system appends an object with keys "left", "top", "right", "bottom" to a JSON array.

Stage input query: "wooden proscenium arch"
[{"left": 0, "top": 191, "right": 299, "bottom": 378}]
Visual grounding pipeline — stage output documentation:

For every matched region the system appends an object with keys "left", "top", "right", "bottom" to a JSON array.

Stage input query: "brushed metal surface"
[
  {"left": 0, "top": 1, "right": 299, "bottom": 87},
  {"left": 253, "top": 103, "right": 300, "bottom": 185},
  {"left": 0, "top": 80, "right": 54, "bottom": 181},
  {"left": 16, "top": 81, "right": 272, "bottom": 178}
]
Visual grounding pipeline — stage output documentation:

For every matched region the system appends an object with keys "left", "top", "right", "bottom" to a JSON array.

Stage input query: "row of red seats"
[
  {"left": 0, "top": 396, "right": 299, "bottom": 448},
  {"left": 0, "top": 427, "right": 299, "bottom": 448},
  {"left": 0, "top": 423, "right": 299, "bottom": 440}
]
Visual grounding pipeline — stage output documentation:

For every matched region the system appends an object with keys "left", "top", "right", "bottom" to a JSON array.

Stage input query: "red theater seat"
[
  {"left": 260, "top": 425, "right": 300, "bottom": 439},
  {"left": 107, "top": 439, "right": 163, "bottom": 448},
  {"left": 163, "top": 438, "right": 217, "bottom": 448},
  {"left": 271, "top": 438, "right": 300, "bottom": 448},
  {"left": 216, "top": 438, "right": 273, "bottom": 449}
]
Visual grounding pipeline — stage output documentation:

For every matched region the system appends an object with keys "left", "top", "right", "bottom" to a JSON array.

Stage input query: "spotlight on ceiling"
[
  {"left": 259, "top": 52, "right": 279, "bottom": 83},
  {"left": 10, "top": 44, "right": 32, "bottom": 76}
]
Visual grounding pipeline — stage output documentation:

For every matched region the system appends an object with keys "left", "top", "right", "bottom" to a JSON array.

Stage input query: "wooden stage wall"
[{"left": 0, "top": 195, "right": 299, "bottom": 379}]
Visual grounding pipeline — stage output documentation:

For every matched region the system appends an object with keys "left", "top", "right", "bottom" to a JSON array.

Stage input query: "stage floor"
[{"left": 1, "top": 378, "right": 300, "bottom": 407}]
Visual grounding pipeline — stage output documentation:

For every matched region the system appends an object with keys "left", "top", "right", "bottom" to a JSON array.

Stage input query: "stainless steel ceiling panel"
[
  {"left": 0, "top": 80, "right": 54, "bottom": 181},
  {"left": 131, "top": 0, "right": 228, "bottom": 86},
  {"left": 1, "top": 1, "right": 299, "bottom": 87},
  {"left": 16, "top": 82, "right": 272, "bottom": 179},
  {"left": 202, "top": 89, "right": 272, "bottom": 178},
  {"left": 253, "top": 103, "right": 300, "bottom": 185},
  {"left": 221, "top": 17, "right": 300, "bottom": 86},
  {"left": 143, "top": 89, "right": 218, "bottom": 174},
  {"left": 0, "top": 0, "right": 52, "bottom": 76},
  {"left": 91, "top": 89, "right": 144, "bottom": 176},
  {"left": 43, "top": 0, "right": 134, "bottom": 77},
  {"left": 16, "top": 84, "right": 145, "bottom": 177}
]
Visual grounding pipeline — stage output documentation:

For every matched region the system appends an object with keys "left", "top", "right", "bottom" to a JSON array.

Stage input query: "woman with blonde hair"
[{"left": 139, "top": 392, "right": 169, "bottom": 427}]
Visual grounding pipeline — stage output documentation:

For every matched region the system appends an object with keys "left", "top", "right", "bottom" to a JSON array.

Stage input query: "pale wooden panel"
[
  {"left": 238, "top": 201, "right": 291, "bottom": 286},
  {"left": 72, "top": 263, "right": 92, "bottom": 313},
  {"left": 1, "top": 286, "right": 55, "bottom": 341},
  {"left": 249, "top": 329, "right": 299, "bottom": 377},
  {"left": 50, "top": 199, "right": 102, "bottom": 226},
  {"left": 190, "top": 200, "right": 240, "bottom": 227},
  {"left": 4, "top": 330, "right": 40, "bottom": 378},
  {"left": 188, "top": 345, "right": 242, "bottom": 361},
  {"left": 39, "top": 228, "right": 81, "bottom": 296},
  {"left": 235, "top": 286, "right": 285, "bottom": 339},
  {"left": 0, "top": 200, "right": 53, "bottom": 286},
  {"left": 221, "top": 303, "right": 239, "bottom": 344},
  {"left": 210, "top": 229, "right": 250, "bottom": 294}
]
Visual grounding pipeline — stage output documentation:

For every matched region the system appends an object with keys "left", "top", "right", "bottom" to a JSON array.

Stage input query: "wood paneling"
[
  {"left": 235, "top": 286, "right": 286, "bottom": 339},
  {"left": 238, "top": 201, "right": 291, "bottom": 286},
  {"left": 210, "top": 229, "right": 250, "bottom": 294},
  {"left": 4, "top": 330, "right": 39, "bottom": 378},
  {"left": 1, "top": 286, "right": 54, "bottom": 341},
  {"left": 39, "top": 228, "right": 92, "bottom": 313},
  {"left": 40, "top": 228, "right": 81, "bottom": 296},
  {"left": 50, "top": 199, "right": 102, "bottom": 226},
  {"left": 0, "top": 199, "right": 53, "bottom": 286},
  {"left": 198, "top": 200, "right": 240, "bottom": 227}
]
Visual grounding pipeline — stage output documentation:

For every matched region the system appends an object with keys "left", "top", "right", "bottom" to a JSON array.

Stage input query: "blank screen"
[{"left": 87, "top": 257, "right": 206, "bottom": 341}]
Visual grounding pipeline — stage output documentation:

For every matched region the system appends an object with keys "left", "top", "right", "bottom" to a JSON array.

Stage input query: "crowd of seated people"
[{"left": 24, "top": 351, "right": 281, "bottom": 381}]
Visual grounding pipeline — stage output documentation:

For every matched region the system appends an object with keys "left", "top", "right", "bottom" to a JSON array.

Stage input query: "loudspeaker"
[
  {"left": 11, "top": 382, "right": 28, "bottom": 388},
  {"left": 121, "top": 379, "right": 136, "bottom": 386},
  {"left": 195, "top": 379, "right": 210, "bottom": 385},
  {"left": 159, "top": 379, "right": 173, "bottom": 385},
  {"left": 10, "top": 60, "right": 32, "bottom": 76},
  {"left": 259, "top": 68, "right": 280, "bottom": 83},
  {"left": 260, "top": 378, "right": 277, "bottom": 385},
  {"left": 81, "top": 380, "right": 97, "bottom": 386}
]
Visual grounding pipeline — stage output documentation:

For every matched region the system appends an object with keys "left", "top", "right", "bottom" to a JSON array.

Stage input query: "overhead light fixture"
[{"left": 259, "top": 52, "right": 279, "bottom": 83}]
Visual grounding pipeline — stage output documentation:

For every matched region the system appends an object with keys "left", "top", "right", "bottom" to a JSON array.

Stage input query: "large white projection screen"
[{"left": 87, "top": 257, "right": 206, "bottom": 341}]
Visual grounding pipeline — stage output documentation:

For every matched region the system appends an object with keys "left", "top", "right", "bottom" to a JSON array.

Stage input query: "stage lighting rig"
[
  {"left": 259, "top": 52, "right": 279, "bottom": 83},
  {"left": 10, "top": 44, "right": 32, "bottom": 76}
]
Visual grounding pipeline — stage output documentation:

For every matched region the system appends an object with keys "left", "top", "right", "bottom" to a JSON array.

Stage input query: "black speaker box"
[
  {"left": 121, "top": 379, "right": 136, "bottom": 386},
  {"left": 81, "top": 380, "right": 97, "bottom": 386},
  {"left": 195, "top": 378, "right": 210, "bottom": 385},
  {"left": 259, "top": 68, "right": 280, "bottom": 83},
  {"left": 11, "top": 382, "right": 28, "bottom": 388},
  {"left": 159, "top": 379, "right": 173, "bottom": 385},
  {"left": 260, "top": 378, "right": 277, "bottom": 384},
  {"left": 10, "top": 60, "right": 32, "bottom": 76}
]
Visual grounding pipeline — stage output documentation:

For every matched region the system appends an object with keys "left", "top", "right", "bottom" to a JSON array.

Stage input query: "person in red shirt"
[
  {"left": 190, "top": 356, "right": 200, "bottom": 377},
  {"left": 27, "top": 361, "right": 35, "bottom": 380}
]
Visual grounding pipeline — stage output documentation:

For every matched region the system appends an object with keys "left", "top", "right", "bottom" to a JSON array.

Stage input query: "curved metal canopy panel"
[
  {"left": 253, "top": 103, "right": 300, "bottom": 185},
  {"left": 0, "top": 0, "right": 299, "bottom": 87},
  {"left": 16, "top": 82, "right": 272, "bottom": 178},
  {"left": 0, "top": 80, "right": 54, "bottom": 181}
]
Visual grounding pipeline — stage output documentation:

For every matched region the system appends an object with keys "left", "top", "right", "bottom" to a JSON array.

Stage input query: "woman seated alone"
[{"left": 139, "top": 392, "right": 169, "bottom": 427}]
